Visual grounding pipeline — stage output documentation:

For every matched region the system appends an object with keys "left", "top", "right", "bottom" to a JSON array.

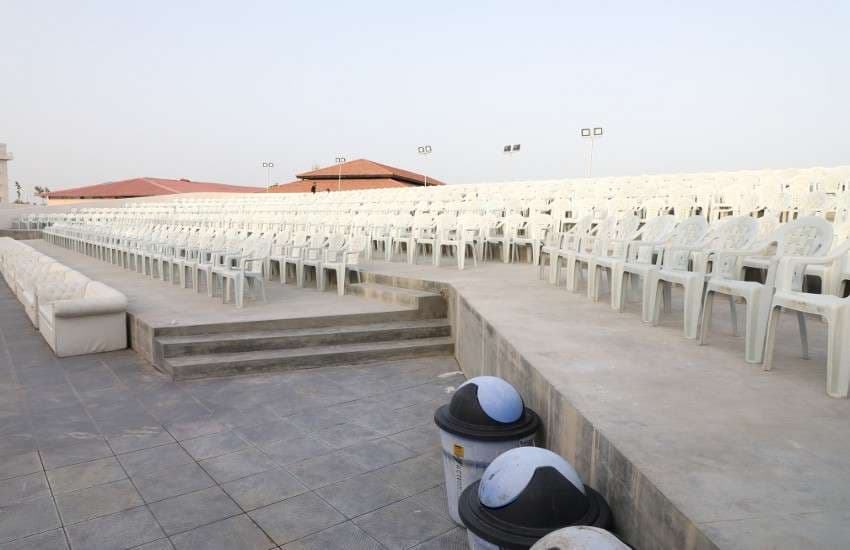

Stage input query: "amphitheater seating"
[
  {"left": 23, "top": 164, "right": 850, "bottom": 396},
  {"left": 0, "top": 238, "right": 128, "bottom": 356}
]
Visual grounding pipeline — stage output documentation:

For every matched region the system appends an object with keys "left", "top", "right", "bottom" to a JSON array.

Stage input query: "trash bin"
[
  {"left": 434, "top": 376, "right": 540, "bottom": 525},
  {"left": 530, "top": 526, "right": 628, "bottom": 550},
  {"left": 459, "top": 447, "right": 612, "bottom": 550}
]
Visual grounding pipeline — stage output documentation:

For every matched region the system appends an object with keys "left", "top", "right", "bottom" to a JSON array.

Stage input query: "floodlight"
[
  {"left": 512, "top": 144, "right": 521, "bottom": 152},
  {"left": 335, "top": 157, "right": 346, "bottom": 163},
  {"left": 581, "top": 128, "right": 591, "bottom": 137},
  {"left": 504, "top": 145, "right": 512, "bottom": 153},
  {"left": 593, "top": 127, "right": 603, "bottom": 136}
]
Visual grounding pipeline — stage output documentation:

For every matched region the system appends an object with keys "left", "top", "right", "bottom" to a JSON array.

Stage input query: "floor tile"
[
  {"left": 149, "top": 486, "right": 241, "bottom": 536},
  {"left": 311, "top": 423, "right": 382, "bottom": 451},
  {"left": 249, "top": 492, "right": 345, "bottom": 545},
  {"left": 0, "top": 495, "right": 60, "bottom": 544},
  {"left": 260, "top": 436, "right": 333, "bottom": 466},
  {"left": 0, "top": 451, "right": 41, "bottom": 481},
  {"left": 389, "top": 424, "right": 441, "bottom": 454},
  {"left": 132, "top": 462, "right": 214, "bottom": 503},
  {"left": 354, "top": 498, "right": 454, "bottom": 550},
  {"left": 132, "top": 540, "right": 174, "bottom": 550},
  {"left": 316, "top": 470, "right": 408, "bottom": 518},
  {"left": 41, "top": 439, "right": 113, "bottom": 471},
  {"left": 0, "top": 472, "right": 50, "bottom": 507},
  {"left": 220, "top": 469, "right": 308, "bottom": 511},
  {"left": 199, "top": 448, "right": 278, "bottom": 484},
  {"left": 411, "top": 527, "right": 468, "bottom": 550},
  {"left": 170, "top": 514, "right": 274, "bottom": 550},
  {"left": 180, "top": 431, "right": 248, "bottom": 461},
  {"left": 340, "top": 437, "right": 417, "bottom": 471},
  {"left": 107, "top": 427, "right": 175, "bottom": 454},
  {"left": 286, "top": 452, "right": 369, "bottom": 489},
  {"left": 284, "top": 408, "right": 346, "bottom": 432},
  {"left": 281, "top": 521, "right": 383, "bottom": 550},
  {"left": 65, "top": 506, "right": 164, "bottom": 550},
  {"left": 409, "top": 484, "right": 451, "bottom": 521},
  {"left": 0, "top": 528, "right": 68, "bottom": 550},
  {"left": 117, "top": 443, "right": 193, "bottom": 478},
  {"left": 46, "top": 456, "right": 126, "bottom": 495},
  {"left": 163, "top": 414, "right": 228, "bottom": 441},
  {"left": 234, "top": 420, "right": 306, "bottom": 448},
  {"left": 374, "top": 455, "right": 444, "bottom": 496},
  {"left": 55, "top": 478, "right": 143, "bottom": 525}
]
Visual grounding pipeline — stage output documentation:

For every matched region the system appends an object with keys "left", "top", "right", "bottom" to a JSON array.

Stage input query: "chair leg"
[
  {"left": 699, "top": 290, "right": 714, "bottom": 345},
  {"left": 729, "top": 295, "right": 739, "bottom": 337},
  {"left": 337, "top": 267, "right": 345, "bottom": 296},
  {"left": 797, "top": 311, "right": 810, "bottom": 360},
  {"left": 682, "top": 280, "right": 705, "bottom": 339},
  {"left": 825, "top": 306, "right": 850, "bottom": 398}
]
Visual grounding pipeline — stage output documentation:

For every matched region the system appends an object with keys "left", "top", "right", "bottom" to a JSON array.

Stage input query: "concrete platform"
[{"left": 354, "top": 256, "right": 850, "bottom": 550}]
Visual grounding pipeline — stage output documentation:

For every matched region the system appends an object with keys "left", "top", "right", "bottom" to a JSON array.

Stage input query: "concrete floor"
[
  {"left": 26, "top": 240, "right": 409, "bottom": 330},
  {"left": 0, "top": 282, "right": 466, "bottom": 549},
  {"left": 359, "top": 255, "right": 850, "bottom": 549},
  {"left": 9, "top": 240, "right": 850, "bottom": 548}
]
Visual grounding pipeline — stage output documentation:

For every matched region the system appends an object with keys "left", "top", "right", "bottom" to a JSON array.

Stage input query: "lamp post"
[
  {"left": 335, "top": 157, "right": 346, "bottom": 191},
  {"left": 503, "top": 144, "right": 521, "bottom": 180},
  {"left": 261, "top": 161, "right": 274, "bottom": 191},
  {"left": 417, "top": 145, "right": 432, "bottom": 186},
  {"left": 580, "top": 128, "right": 603, "bottom": 177}
]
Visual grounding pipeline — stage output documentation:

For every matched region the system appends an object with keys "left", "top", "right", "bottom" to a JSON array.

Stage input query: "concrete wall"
[{"left": 360, "top": 270, "right": 718, "bottom": 550}]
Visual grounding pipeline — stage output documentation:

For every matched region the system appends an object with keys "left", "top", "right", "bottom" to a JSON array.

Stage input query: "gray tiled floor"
[{"left": 0, "top": 284, "right": 463, "bottom": 549}]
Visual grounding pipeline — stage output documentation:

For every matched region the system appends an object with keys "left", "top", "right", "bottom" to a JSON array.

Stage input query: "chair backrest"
[{"left": 774, "top": 216, "right": 833, "bottom": 257}]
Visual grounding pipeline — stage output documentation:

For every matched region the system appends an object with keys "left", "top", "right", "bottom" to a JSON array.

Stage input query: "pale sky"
[{"left": 1, "top": 1, "right": 848, "bottom": 193}]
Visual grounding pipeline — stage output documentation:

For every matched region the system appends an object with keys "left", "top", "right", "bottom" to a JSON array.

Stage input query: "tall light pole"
[
  {"left": 261, "top": 161, "right": 274, "bottom": 191},
  {"left": 417, "top": 145, "right": 432, "bottom": 186},
  {"left": 580, "top": 128, "right": 603, "bottom": 177},
  {"left": 335, "top": 157, "right": 346, "bottom": 191},
  {"left": 503, "top": 144, "right": 521, "bottom": 180}
]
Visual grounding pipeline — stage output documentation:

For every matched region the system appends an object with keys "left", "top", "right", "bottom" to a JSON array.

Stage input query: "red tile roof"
[
  {"left": 295, "top": 159, "right": 444, "bottom": 186},
  {"left": 269, "top": 178, "right": 423, "bottom": 193},
  {"left": 46, "top": 178, "right": 264, "bottom": 199}
]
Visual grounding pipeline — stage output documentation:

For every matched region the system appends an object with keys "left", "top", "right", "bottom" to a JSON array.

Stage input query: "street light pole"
[
  {"left": 335, "top": 157, "right": 346, "bottom": 191},
  {"left": 417, "top": 145, "right": 432, "bottom": 187},
  {"left": 261, "top": 161, "right": 274, "bottom": 191},
  {"left": 502, "top": 144, "right": 521, "bottom": 180},
  {"left": 580, "top": 128, "right": 603, "bottom": 177}
]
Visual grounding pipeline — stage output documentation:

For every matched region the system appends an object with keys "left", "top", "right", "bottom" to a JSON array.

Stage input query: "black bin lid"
[
  {"left": 434, "top": 376, "right": 540, "bottom": 441},
  {"left": 458, "top": 447, "right": 612, "bottom": 549}
]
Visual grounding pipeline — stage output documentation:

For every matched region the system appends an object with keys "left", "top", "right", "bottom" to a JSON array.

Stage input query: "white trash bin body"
[{"left": 434, "top": 376, "right": 540, "bottom": 525}]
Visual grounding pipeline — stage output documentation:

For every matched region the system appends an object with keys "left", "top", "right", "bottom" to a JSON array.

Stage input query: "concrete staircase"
[{"left": 152, "top": 283, "right": 453, "bottom": 380}]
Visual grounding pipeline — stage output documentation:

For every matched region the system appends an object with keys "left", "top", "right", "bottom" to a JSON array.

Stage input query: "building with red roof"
[
  {"left": 268, "top": 159, "right": 444, "bottom": 193},
  {"left": 45, "top": 177, "right": 263, "bottom": 204}
]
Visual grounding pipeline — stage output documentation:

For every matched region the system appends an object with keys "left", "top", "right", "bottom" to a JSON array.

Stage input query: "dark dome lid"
[
  {"left": 459, "top": 448, "right": 612, "bottom": 549},
  {"left": 434, "top": 377, "right": 540, "bottom": 441}
]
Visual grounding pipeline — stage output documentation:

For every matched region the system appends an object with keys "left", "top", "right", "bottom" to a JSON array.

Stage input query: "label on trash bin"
[{"left": 453, "top": 444, "right": 464, "bottom": 461}]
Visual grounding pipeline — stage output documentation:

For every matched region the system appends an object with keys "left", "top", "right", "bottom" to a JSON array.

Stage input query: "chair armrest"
[{"left": 53, "top": 295, "right": 127, "bottom": 318}]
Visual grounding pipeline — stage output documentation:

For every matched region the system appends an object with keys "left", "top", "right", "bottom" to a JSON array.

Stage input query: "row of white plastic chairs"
[
  {"left": 42, "top": 223, "right": 372, "bottom": 306},
  {"left": 537, "top": 211, "right": 850, "bottom": 398}
]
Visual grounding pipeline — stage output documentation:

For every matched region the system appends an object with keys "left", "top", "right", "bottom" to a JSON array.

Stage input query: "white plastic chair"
[
  {"left": 648, "top": 216, "right": 759, "bottom": 339},
  {"left": 764, "top": 241, "right": 850, "bottom": 397},
  {"left": 700, "top": 217, "right": 833, "bottom": 363}
]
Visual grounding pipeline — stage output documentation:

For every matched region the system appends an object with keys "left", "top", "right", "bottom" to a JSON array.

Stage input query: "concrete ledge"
[
  {"left": 359, "top": 269, "right": 716, "bottom": 550},
  {"left": 0, "top": 229, "right": 42, "bottom": 240}
]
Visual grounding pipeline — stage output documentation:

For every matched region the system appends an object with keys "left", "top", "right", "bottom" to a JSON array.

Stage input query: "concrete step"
[
  {"left": 163, "top": 336, "right": 455, "bottom": 380},
  {"left": 347, "top": 283, "right": 446, "bottom": 318},
  {"left": 153, "top": 309, "right": 428, "bottom": 338},
  {"left": 157, "top": 319, "right": 451, "bottom": 358}
]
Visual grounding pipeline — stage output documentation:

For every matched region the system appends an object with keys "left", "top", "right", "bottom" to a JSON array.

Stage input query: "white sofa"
[
  {"left": 20, "top": 267, "right": 90, "bottom": 328},
  {"left": 37, "top": 280, "right": 128, "bottom": 357}
]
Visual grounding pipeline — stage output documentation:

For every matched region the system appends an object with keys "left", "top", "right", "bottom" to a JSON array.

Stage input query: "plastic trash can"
[
  {"left": 530, "top": 526, "right": 628, "bottom": 550},
  {"left": 434, "top": 376, "right": 540, "bottom": 525},
  {"left": 459, "top": 447, "right": 612, "bottom": 549}
]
